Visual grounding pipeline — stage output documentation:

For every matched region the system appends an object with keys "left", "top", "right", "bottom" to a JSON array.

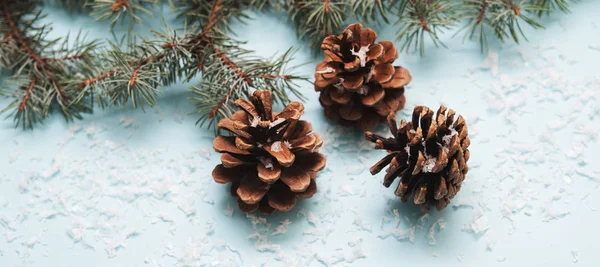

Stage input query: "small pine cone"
[
  {"left": 212, "top": 90, "right": 326, "bottom": 214},
  {"left": 365, "top": 105, "right": 471, "bottom": 211},
  {"left": 314, "top": 23, "right": 412, "bottom": 130}
]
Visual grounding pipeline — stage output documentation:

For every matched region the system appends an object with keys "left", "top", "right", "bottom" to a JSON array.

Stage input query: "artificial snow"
[
  {"left": 271, "top": 141, "right": 283, "bottom": 153},
  {"left": 350, "top": 44, "right": 370, "bottom": 67}
]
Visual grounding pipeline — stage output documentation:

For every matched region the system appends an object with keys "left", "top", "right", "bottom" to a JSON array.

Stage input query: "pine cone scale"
[
  {"left": 265, "top": 143, "right": 295, "bottom": 167},
  {"left": 356, "top": 109, "right": 379, "bottom": 130},
  {"left": 377, "top": 41, "right": 398, "bottom": 63},
  {"left": 220, "top": 153, "right": 251, "bottom": 168},
  {"left": 339, "top": 102, "right": 363, "bottom": 121},
  {"left": 341, "top": 75, "right": 364, "bottom": 89},
  {"left": 237, "top": 175, "right": 269, "bottom": 205},
  {"left": 361, "top": 86, "right": 385, "bottom": 106},
  {"left": 381, "top": 67, "right": 411, "bottom": 89},
  {"left": 330, "top": 90, "right": 352, "bottom": 104},
  {"left": 257, "top": 163, "right": 281, "bottom": 183},
  {"left": 237, "top": 198, "right": 259, "bottom": 213},
  {"left": 296, "top": 180, "right": 317, "bottom": 198},
  {"left": 213, "top": 136, "right": 251, "bottom": 155},
  {"left": 281, "top": 167, "right": 311, "bottom": 192},
  {"left": 212, "top": 164, "right": 240, "bottom": 184},
  {"left": 267, "top": 181, "right": 297, "bottom": 212}
]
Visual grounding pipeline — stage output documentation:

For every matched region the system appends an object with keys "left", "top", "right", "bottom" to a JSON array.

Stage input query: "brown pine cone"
[
  {"left": 365, "top": 105, "right": 471, "bottom": 211},
  {"left": 211, "top": 90, "right": 326, "bottom": 214},
  {"left": 314, "top": 23, "right": 412, "bottom": 130}
]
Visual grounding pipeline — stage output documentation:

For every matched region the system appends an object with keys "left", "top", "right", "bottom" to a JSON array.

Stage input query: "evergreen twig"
[
  {"left": 0, "top": 0, "right": 582, "bottom": 131},
  {"left": 393, "top": 0, "right": 459, "bottom": 56},
  {"left": 534, "top": 0, "right": 578, "bottom": 16},
  {"left": 0, "top": 0, "right": 100, "bottom": 129}
]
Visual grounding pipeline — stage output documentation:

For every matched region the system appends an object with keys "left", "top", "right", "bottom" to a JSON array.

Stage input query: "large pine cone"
[
  {"left": 315, "top": 23, "right": 412, "bottom": 130},
  {"left": 212, "top": 90, "right": 326, "bottom": 214},
  {"left": 365, "top": 105, "right": 471, "bottom": 211}
]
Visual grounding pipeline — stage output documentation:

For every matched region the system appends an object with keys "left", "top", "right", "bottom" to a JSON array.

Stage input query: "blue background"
[{"left": 1, "top": 1, "right": 600, "bottom": 266}]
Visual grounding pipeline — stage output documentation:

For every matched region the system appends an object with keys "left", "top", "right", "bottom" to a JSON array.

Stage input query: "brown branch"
[
  {"left": 163, "top": 42, "right": 176, "bottom": 48},
  {"left": 409, "top": 0, "right": 430, "bottom": 32},
  {"left": 201, "top": 0, "right": 222, "bottom": 40},
  {"left": 260, "top": 74, "right": 291, "bottom": 80},
  {"left": 78, "top": 69, "right": 120, "bottom": 88},
  {"left": 18, "top": 77, "right": 36, "bottom": 111},
  {"left": 43, "top": 54, "right": 85, "bottom": 63},
  {"left": 129, "top": 69, "right": 139, "bottom": 87},
  {"left": 3, "top": 0, "right": 68, "bottom": 101},
  {"left": 292, "top": 0, "right": 310, "bottom": 12},
  {"left": 199, "top": 0, "right": 251, "bottom": 84},
  {"left": 324, "top": 0, "right": 330, "bottom": 13},
  {"left": 503, "top": 0, "right": 520, "bottom": 15},
  {"left": 111, "top": 0, "right": 131, "bottom": 12},
  {"left": 208, "top": 79, "right": 241, "bottom": 119},
  {"left": 476, "top": 1, "right": 488, "bottom": 24},
  {"left": 128, "top": 56, "right": 155, "bottom": 87},
  {"left": 214, "top": 48, "right": 253, "bottom": 86},
  {"left": 192, "top": 0, "right": 223, "bottom": 72}
]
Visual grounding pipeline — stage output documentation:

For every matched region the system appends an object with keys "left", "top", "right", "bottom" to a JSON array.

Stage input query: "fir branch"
[
  {"left": 67, "top": 0, "right": 307, "bottom": 130},
  {"left": 1, "top": 0, "right": 100, "bottom": 129},
  {"left": 174, "top": 0, "right": 267, "bottom": 34},
  {"left": 352, "top": 0, "right": 389, "bottom": 24},
  {"left": 535, "top": 0, "right": 578, "bottom": 16},
  {"left": 394, "top": 0, "right": 459, "bottom": 56},
  {"left": 458, "top": 0, "right": 492, "bottom": 53},
  {"left": 47, "top": 0, "right": 89, "bottom": 12},
  {"left": 87, "top": 0, "right": 157, "bottom": 30},
  {"left": 489, "top": 0, "right": 543, "bottom": 45},
  {"left": 1, "top": 0, "right": 578, "bottom": 131},
  {"left": 286, "top": 0, "right": 348, "bottom": 53},
  {"left": 188, "top": 0, "right": 307, "bottom": 127}
]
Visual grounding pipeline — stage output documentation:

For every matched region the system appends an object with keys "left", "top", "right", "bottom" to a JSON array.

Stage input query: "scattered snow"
[
  {"left": 271, "top": 141, "right": 283, "bottom": 152},
  {"left": 316, "top": 67, "right": 335, "bottom": 74},
  {"left": 271, "top": 219, "right": 291, "bottom": 236},
  {"left": 269, "top": 118, "right": 286, "bottom": 129},
  {"left": 251, "top": 116, "right": 260, "bottom": 127},
  {"left": 350, "top": 44, "right": 370, "bottom": 67}
]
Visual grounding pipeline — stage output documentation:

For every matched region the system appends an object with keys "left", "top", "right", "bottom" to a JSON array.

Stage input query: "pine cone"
[
  {"left": 212, "top": 90, "right": 326, "bottom": 214},
  {"left": 314, "top": 23, "right": 412, "bottom": 130},
  {"left": 365, "top": 105, "right": 471, "bottom": 211}
]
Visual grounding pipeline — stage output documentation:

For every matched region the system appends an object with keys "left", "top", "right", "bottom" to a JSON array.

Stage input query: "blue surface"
[{"left": 1, "top": 2, "right": 600, "bottom": 266}]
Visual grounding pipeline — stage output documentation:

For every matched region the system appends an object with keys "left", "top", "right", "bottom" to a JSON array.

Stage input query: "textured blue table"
[{"left": 1, "top": 2, "right": 600, "bottom": 266}]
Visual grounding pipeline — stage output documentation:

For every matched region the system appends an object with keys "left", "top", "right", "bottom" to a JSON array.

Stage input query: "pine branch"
[
  {"left": 394, "top": 0, "right": 459, "bottom": 56},
  {"left": 188, "top": 0, "right": 307, "bottom": 128},
  {"left": 285, "top": 0, "right": 348, "bottom": 53},
  {"left": 535, "top": 0, "right": 578, "bottom": 16},
  {"left": 1, "top": 0, "right": 579, "bottom": 131},
  {"left": 174, "top": 0, "right": 269, "bottom": 33},
  {"left": 47, "top": 0, "right": 89, "bottom": 12},
  {"left": 87, "top": 0, "right": 157, "bottom": 30},
  {"left": 458, "top": 0, "right": 491, "bottom": 53},
  {"left": 488, "top": 0, "right": 543, "bottom": 45},
  {"left": 0, "top": 0, "right": 100, "bottom": 129},
  {"left": 67, "top": 0, "right": 307, "bottom": 130},
  {"left": 352, "top": 0, "right": 389, "bottom": 24}
]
